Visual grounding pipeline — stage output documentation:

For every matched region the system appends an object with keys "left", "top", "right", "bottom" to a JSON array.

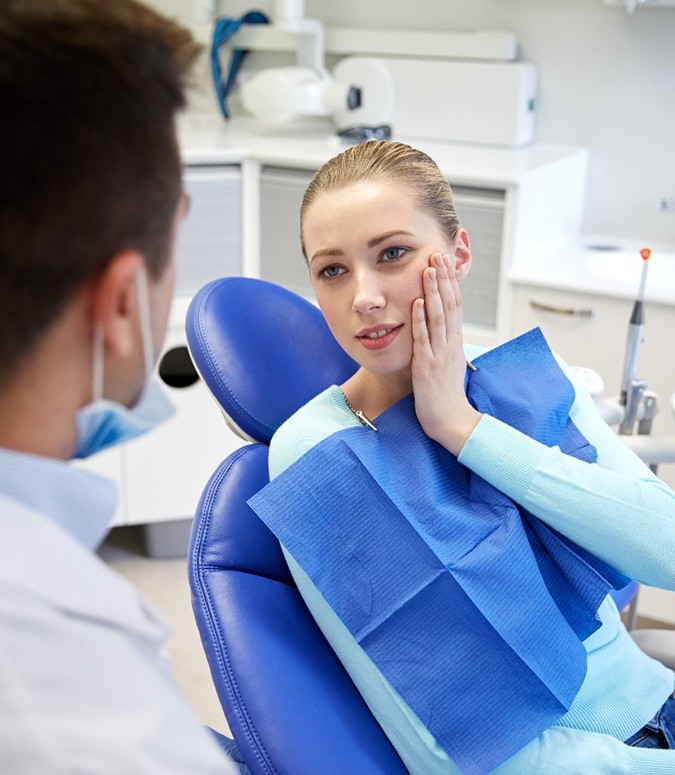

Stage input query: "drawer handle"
[{"left": 529, "top": 299, "right": 595, "bottom": 318}]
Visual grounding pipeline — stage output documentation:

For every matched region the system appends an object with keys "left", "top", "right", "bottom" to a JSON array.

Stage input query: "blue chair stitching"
[{"left": 190, "top": 446, "right": 277, "bottom": 774}]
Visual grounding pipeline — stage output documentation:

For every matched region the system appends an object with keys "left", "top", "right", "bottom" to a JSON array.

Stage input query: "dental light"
[
  {"left": 240, "top": 56, "right": 394, "bottom": 135},
  {"left": 213, "top": 0, "right": 394, "bottom": 135}
]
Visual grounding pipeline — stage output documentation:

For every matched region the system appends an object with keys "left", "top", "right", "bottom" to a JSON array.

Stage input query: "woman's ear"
[
  {"left": 90, "top": 251, "right": 144, "bottom": 359},
  {"left": 452, "top": 228, "right": 472, "bottom": 280}
]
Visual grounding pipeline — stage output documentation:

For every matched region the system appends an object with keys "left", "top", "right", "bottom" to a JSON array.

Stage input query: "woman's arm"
[
  {"left": 457, "top": 369, "right": 675, "bottom": 590},
  {"left": 494, "top": 725, "right": 675, "bottom": 775},
  {"left": 411, "top": 252, "right": 675, "bottom": 590}
]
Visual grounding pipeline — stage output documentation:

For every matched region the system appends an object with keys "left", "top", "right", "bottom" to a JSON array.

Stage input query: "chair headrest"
[{"left": 186, "top": 277, "right": 358, "bottom": 445}]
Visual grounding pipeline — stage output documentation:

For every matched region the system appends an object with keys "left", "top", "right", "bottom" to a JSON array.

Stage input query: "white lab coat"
[{"left": 0, "top": 494, "right": 236, "bottom": 774}]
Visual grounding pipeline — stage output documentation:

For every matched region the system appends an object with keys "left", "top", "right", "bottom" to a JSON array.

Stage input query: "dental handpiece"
[{"left": 619, "top": 248, "right": 650, "bottom": 430}]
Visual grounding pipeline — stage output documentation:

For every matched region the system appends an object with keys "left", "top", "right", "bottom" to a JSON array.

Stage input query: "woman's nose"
[{"left": 352, "top": 270, "right": 385, "bottom": 313}]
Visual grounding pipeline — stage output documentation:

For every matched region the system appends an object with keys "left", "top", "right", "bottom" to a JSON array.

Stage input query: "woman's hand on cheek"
[{"left": 411, "top": 252, "right": 482, "bottom": 456}]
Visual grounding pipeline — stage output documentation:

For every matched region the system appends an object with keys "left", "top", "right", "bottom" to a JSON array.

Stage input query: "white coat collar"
[{"left": 0, "top": 447, "right": 116, "bottom": 550}]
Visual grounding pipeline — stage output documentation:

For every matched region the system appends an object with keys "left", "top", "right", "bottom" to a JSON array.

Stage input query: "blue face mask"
[{"left": 73, "top": 267, "right": 175, "bottom": 459}]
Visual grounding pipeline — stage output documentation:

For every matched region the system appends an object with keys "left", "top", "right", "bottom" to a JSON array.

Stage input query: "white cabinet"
[
  {"left": 124, "top": 300, "right": 244, "bottom": 526},
  {"left": 512, "top": 283, "right": 675, "bottom": 624},
  {"left": 449, "top": 187, "right": 505, "bottom": 331},
  {"left": 259, "top": 167, "right": 312, "bottom": 299},
  {"left": 174, "top": 165, "right": 242, "bottom": 296},
  {"left": 512, "top": 283, "right": 675, "bottom": 454}
]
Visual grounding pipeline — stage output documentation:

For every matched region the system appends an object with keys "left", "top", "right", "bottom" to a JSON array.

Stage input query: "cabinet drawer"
[
  {"left": 514, "top": 285, "right": 630, "bottom": 391},
  {"left": 513, "top": 283, "right": 675, "bottom": 468},
  {"left": 259, "top": 167, "right": 314, "bottom": 298},
  {"left": 453, "top": 187, "right": 504, "bottom": 329},
  {"left": 175, "top": 165, "right": 242, "bottom": 295}
]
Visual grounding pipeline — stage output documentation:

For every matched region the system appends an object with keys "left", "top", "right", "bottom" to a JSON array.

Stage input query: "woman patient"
[{"left": 254, "top": 141, "right": 675, "bottom": 773}]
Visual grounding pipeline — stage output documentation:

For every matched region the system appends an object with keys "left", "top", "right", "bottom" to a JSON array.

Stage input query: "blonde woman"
[{"left": 252, "top": 141, "right": 675, "bottom": 774}]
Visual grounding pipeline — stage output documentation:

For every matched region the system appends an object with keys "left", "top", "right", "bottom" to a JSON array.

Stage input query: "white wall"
[
  {"left": 161, "top": 1, "right": 675, "bottom": 243},
  {"left": 309, "top": 0, "right": 675, "bottom": 245}
]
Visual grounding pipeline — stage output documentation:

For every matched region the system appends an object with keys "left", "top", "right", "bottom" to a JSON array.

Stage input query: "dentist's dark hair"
[
  {"left": 0, "top": 0, "right": 200, "bottom": 382},
  {"left": 300, "top": 140, "right": 461, "bottom": 260}
]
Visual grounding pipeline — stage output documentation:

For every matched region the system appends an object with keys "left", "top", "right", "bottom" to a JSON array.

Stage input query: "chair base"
[{"left": 142, "top": 518, "right": 192, "bottom": 558}]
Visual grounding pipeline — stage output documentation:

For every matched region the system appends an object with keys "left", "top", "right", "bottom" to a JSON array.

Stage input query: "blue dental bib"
[{"left": 249, "top": 328, "right": 628, "bottom": 775}]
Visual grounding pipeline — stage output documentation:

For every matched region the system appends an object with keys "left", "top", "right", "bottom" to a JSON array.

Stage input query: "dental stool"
[
  {"left": 186, "top": 277, "right": 406, "bottom": 774},
  {"left": 186, "top": 278, "right": 675, "bottom": 774}
]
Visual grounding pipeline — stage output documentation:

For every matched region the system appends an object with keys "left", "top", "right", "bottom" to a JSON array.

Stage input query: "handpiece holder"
[
  {"left": 597, "top": 391, "right": 675, "bottom": 472},
  {"left": 617, "top": 321, "right": 658, "bottom": 469},
  {"left": 619, "top": 379, "right": 650, "bottom": 436}
]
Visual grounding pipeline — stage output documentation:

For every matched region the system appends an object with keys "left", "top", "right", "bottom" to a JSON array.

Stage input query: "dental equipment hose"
[
  {"left": 211, "top": 11, "right": 269, "bottom": 120},
  {"left": 619, "top": 248, "right": 651, "bottom": 435}
]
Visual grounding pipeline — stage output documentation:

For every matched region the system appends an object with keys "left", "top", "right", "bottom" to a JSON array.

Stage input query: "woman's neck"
[{"left": 341, "top": 368, "right": 412, "bottom": 420}]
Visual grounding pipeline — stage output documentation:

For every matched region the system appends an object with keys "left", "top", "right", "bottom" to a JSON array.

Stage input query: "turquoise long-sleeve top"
[{"left": 269, "top": 343, "right": 675, "bottom": 774}]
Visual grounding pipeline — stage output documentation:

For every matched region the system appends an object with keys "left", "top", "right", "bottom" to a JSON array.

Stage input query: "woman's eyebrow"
[
  {"left": 309, "top": 230, "right": 415, "bottom": 265},
  {"left": 368, "top": 230, "right": 414, "bottom": 248},
  {"left": 309, "top": 247, "right": 344, "bottom": 265}
]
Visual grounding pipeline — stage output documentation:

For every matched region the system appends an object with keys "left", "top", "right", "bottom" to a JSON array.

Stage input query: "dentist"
[{"left": 0, "top": 1, "right": 246, "bottom": 772}]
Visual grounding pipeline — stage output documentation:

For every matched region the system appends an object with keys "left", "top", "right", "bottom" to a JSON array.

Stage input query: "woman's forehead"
[
  {"left": 304, "top": 179, "right": 423, "bottom": 226},
  {"left": 303, "top": 182, "right": 446, "bottom": 256}
]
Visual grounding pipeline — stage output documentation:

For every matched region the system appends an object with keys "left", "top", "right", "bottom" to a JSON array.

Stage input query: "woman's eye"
[
  {"left": 319, "top": 264, "right": 345, "bottom": 279},
  {"left": 382, "top": 247, "right": 406, "bottom": 261}
]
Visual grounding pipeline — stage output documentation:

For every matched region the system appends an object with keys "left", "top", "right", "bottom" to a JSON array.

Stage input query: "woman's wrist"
[{"left": 432, "top": 407, "right": 483, "bottom": 457}]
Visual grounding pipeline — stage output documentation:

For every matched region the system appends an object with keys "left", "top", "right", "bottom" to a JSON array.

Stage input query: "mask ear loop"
[
  {"left": 92, "top": 325, "right": 105, "bottom": 403},
  {"left": 135, "top": 264, "right": 155, "bottom": 381}
]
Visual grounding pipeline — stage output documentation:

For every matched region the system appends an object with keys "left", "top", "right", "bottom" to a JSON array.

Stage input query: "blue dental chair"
[
  {"left": 185, "top": 277, "right": 675, "bottom": 774},
  {"left": 186, "top": 277, "right": 407, "bottom": 774}
]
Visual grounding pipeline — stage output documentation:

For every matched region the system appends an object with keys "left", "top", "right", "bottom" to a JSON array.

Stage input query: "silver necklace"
[{"left": 341, "top": 391, "right": 378, "bottom": 432}]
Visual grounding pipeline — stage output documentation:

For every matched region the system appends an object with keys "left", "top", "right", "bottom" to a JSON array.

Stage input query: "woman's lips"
[{"left": 357, "top": 325, "right": 403, "bottom": 351}]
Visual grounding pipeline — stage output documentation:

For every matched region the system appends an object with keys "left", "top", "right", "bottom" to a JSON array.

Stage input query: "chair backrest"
[
  {"left": 186, "top": 278, "right": 407, "bottom": 774},
  {"left": 186, "top": 276, "right": 358, "bottom": 443}
]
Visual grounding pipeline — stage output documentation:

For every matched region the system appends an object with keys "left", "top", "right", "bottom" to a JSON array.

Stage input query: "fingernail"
[{"left": 429, "top": 267, "right": 437, "bottom": 283}]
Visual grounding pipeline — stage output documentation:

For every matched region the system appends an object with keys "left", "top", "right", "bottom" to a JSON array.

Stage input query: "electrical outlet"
[{"left": 658, "top": 197, "right": 675, "bottom": 214}]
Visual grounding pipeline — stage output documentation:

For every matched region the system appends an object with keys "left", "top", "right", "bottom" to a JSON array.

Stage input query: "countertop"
[
  {"left": 177, "top": 113, "right": 587, "bottom": 189},
  {"left": 508, "top": 236, "right": 675, "bottom": 307}
]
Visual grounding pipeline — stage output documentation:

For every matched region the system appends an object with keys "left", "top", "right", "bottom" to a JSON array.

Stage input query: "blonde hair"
[{"left": 300, "top": 140, "right": 460, "bottom": 258}]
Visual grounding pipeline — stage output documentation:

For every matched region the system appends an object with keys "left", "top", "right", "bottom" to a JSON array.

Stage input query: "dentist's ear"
[
  {"left": 90, "top": 250, "right": 144, "bottom": 359},
  {"left": 452, "top": 228, "right": 472, "bottom": 281}
]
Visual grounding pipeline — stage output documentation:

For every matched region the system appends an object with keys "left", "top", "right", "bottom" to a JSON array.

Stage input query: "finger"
[
  {"left": 443, "top": 253, "right": 464, "bottom": 336},
  {"left": 429, "top": 252, "right": 457, "bottom": 341},
  {"left": 411, "top": 297, "right": 431, "bottom": 355},
  {"left": 434, "top": 252, "right": 457, "bottom": 339},
  {"left": 423, "top": 260, "right": 447, "bottom": 346}
]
